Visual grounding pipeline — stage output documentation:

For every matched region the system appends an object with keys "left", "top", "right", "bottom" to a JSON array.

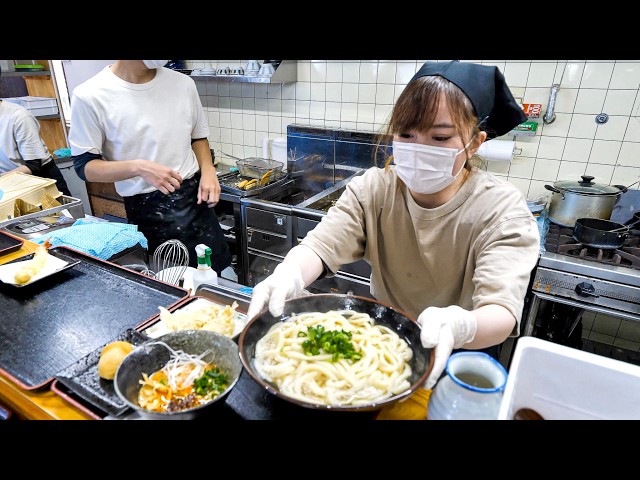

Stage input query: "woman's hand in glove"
[
  {"left": 417, "top": 305, "right": 477, "bottom": 390},
  {"left": 246, "top": 262, "right": 306, "bottom": 320}
]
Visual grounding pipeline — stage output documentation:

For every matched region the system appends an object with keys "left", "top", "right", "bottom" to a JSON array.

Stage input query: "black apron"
[{"left": 123, "top": 171, "right": 232, "bottom": 274}]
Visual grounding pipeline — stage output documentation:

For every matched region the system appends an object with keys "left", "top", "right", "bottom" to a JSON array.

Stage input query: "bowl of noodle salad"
[
  {"left": 238, "top": 294, "right": 434, "bottom": 412},
  {"left": 114, "top": 330, "right": 242, "bottom": 419}
]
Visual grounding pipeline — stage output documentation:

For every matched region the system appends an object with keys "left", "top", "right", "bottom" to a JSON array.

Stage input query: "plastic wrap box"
[
  {"left": 498, "top": 336, "right": 640, "bottom": 420},
  {"left": 3, "top": 96, "right": 58, "bottom": 117}
]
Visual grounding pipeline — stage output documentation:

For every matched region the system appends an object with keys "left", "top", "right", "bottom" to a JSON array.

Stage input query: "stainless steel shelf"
[
  {"left": 36, "top": 114, "right": 60, "bottom": 120},
  {"left": 189, "top": 60, "right": 297, "bottom": 84},
  {"left": 2, "top": 70, "right": 51, "bottom": 77},
  {"left": 192, "top": 75, "right": 287, "bottom": 83}
]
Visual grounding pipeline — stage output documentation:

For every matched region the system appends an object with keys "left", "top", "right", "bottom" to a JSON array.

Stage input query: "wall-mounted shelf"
[
  {"left": 2, "top": 70, "right": 51, "bottom": 77},
  {"left": 189, "top": 60, "right": 297, "bottom": 84}
]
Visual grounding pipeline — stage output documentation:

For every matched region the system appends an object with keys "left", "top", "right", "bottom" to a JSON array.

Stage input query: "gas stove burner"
[
  {"left": 556, "top": 242, "right": 640, "bottom": 269},
  {"left": 544, "top": 223, "right": 640, "bottom": 270}
]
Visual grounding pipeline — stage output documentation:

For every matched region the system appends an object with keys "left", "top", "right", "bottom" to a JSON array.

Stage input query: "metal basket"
[{"left": 235, "top": 158, "right": 284, "bottom": 179}]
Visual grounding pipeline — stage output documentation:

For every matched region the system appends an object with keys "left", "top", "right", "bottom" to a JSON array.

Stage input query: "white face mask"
[
  {"left": 392, "top": 139, "right": 473, "bottom": 194},
  {"left": 142, "top": 60, "right": 169, "bottom": 69}
]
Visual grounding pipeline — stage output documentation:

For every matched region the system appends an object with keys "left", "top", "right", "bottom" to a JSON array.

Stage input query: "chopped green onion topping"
[
  {"left": 193, "top": 366, "right": 229, "bottom": 397},
  {"left": 299, "top": 325, "right": 362, "bottom": 362}
]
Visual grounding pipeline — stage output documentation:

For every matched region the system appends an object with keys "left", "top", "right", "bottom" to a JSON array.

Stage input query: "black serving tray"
[
  {"left": 55, "top": 329, "right": 150, "bottom": 418},
  {"left": 0, "top": 231, "right": 23, "bottom": 257},
  {"left": 0, "top": 246, "right": 188, "bottom": 390}
]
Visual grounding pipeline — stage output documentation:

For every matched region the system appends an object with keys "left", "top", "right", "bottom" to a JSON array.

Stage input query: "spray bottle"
[{"left": 192, "top": 243, "right": 218, "bottom": 293}]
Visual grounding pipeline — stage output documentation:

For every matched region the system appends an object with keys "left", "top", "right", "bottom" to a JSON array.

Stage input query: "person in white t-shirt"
[
  {"left": 246, "top": 60, "right": 541, "bottom": 391},
  {"left": 0, "top": 99, "right": 71, "bottom": 196},
  {"left": 68, "top": 60, "right": 231, "bottom": 273}
]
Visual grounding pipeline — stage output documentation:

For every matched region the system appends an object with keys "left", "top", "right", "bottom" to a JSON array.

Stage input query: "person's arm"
[
  {"left": 281, "top": 244, "right": 326, "bottom": 287},
  {"left": 8, "top": 110, "right": 49, "bottom": 176},
  {"left": 191, "top": 138, "right": 220, "bottom": 206},
  {"left": 466, "top": 304, "right": 515, "bottom": 349},
  {"left": 246, "top": 245, "right": 326, "bottom": 319},
  {"left": 1, "top": 164, "right": 32, "bottom": 175},
  {"left": 80, "top": 156, "right": 183, "bottom": 195}
]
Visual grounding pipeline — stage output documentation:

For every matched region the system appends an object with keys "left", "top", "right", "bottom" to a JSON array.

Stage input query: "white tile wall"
[
  {"left": 190, "top": 60, "right": 640, "bottom": 352},
  {"left": 187, "top": 60, "right": 640, "bottom": 200}
]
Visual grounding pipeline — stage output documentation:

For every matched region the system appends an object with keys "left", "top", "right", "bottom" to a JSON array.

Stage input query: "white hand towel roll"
[
  {"left": 262, "top": 137, "right": 271, "bottom": 159},
  {"left": 476, "top": 140, "right": 516, "bottom": 162},
  {"left": 271, "top": 138, "right": 287, "bottom": 171}
]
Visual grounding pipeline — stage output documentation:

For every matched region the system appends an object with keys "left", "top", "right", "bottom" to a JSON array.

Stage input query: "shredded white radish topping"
[{"left": 140, "top": 341, "right": 212, "bottom": 390}]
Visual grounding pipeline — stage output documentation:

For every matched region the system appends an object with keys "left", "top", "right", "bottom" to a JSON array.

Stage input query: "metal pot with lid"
[{"left": 544, "top": 175, "right": 628, "bottom": 227}]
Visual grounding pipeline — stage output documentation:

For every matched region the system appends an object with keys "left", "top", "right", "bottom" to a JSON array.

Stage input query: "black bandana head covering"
[{"left": 409, "top": 60, "right": 527, "bottom": 139}]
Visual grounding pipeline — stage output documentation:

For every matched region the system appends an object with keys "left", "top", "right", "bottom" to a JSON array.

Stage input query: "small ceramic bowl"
[
  {"left": 245, "top": 60, "right": 261, "bottom": 72},
  {"left": 258, "top": 63, "right": 275, "bottom": 77},
  {"left": 114, "top": 330, "right": 242, "bottom": 420}
]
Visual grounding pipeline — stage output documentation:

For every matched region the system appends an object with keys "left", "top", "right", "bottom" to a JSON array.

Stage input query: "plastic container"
[
  {"left": 192, "top": 243, "right": 218, "bottom": 292},
  {"left": 3, "top": 96, "right": 58, "bottom": 117},
  {"left": 498, "top": 336, "right": 640, "bottom": 420},
  {"left": 0, "top": 60, "right": 15, "bottom": 72},
  {"left": 0, "top": 172, "right": 62, "bottom": 221}
]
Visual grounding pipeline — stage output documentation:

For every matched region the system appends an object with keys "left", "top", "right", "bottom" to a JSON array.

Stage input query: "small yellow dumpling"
[{"left": 97, "top": 341, "right": 134, "bottom": 380}]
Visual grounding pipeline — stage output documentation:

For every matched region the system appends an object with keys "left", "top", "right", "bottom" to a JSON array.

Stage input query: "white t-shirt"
[
  {"left": 0, "top": 100, "right": 52, "bottom": 173},
  {"left": 300, "top": 166, "right": 541, "bottom": 335},
  {"left": 68, "top": 65, "right": 209, "bottom": 197}
]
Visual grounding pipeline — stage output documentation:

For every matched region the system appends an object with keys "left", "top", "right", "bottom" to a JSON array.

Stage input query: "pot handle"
[
  {"left": 544, "top": 184, "right": 564, "bottom": 197},
  {"left": 612, "top": 184, "right": 629, "bottom": 193},
  {"left": 579, "top": 175, "right": 595, "bottom": 185}
]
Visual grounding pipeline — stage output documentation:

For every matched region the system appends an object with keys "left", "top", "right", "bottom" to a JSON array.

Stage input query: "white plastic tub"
[
  {"left": 3, "top": 96, "right": 58, "bottom": 117},
  {"left": 498, "top": 336, "right": 640, "bottom": 420}
]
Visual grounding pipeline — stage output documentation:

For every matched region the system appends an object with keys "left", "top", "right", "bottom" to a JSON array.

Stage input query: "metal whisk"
[{"left": 151, "top": 239, "right": 190, "bottom": 286}]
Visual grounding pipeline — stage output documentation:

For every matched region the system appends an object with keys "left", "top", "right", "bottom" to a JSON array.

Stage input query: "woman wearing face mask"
[
  {"left": 69, "top": 60, "right": 231, "bottom": 273},
  {"left": 246, "top": 60, "right": 541, "bottom": 391}
]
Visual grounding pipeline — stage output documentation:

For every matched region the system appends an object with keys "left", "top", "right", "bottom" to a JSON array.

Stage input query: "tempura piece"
[{"left": 14, "top": 245, "right": 49, "bottom": 284}]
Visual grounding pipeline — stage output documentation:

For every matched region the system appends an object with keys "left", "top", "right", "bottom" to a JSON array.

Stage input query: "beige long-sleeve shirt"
[{"left": 300, "top": 166, "right": 540, "bottom": 335}]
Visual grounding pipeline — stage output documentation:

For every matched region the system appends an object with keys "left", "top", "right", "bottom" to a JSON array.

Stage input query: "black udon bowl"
[
  {"left": 114, "top": 330, "right": 242, "bottom": 420},
  {"left": 238, "top": 293, "right": 434, "bottom": 412}
]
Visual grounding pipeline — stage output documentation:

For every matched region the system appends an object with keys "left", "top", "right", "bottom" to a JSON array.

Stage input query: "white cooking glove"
[
  {"left": 246, "top": 262, "right": 306, "bottom": 320},
  {"left": 417, "top": 305, "right": 478, "bottom": 390}
]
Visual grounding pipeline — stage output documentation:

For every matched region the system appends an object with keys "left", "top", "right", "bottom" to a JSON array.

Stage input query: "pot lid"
[{"left": 553, "top": 175, "right": 621, "bottom": 195}]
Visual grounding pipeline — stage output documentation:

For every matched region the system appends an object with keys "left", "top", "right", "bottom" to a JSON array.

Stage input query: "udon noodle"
[{"left": 253, "top": 310, "right": 413, "bottom": 406}]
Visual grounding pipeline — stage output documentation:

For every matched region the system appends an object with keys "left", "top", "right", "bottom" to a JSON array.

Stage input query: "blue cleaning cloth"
[
  {"left": 53, "top": 148, "right": 72, "bottom": 157},
  {"left": 32, "top": 219, "right": 148, "bottom": 260}
]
